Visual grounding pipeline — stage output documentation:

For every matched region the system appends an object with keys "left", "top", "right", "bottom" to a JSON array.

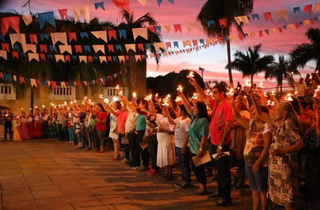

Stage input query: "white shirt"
[
  {"left": 125, "top": 106, "right": 138, "bottom": 133},
  {"left": 174, "top": 117, "right": 191, "bottom": 148},
  {"left": 295, "top": 82, "right": 307, "bottom": 97}
]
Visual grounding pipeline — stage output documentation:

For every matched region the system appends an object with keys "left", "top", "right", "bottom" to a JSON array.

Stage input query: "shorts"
[{"left": 245, "top": 163, "right": 268, "bottom": 192}]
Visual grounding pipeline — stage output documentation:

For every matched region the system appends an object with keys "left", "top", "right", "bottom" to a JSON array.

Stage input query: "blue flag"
[
  {"left": 115, "top": 45, "right": 122, "bottom": 51},
  {"left": 293, "top": 7, "right": 300, "bottom": 13},
  {"left": 252, "top": 14, "right": 260, "bottom": 21},
  {"left": 84, "top": 45, "right": 91, "bottom": 53},
  {"left": 40, "top": 34, "right": 50, "bottom": 41},
  {"left": 207, "top": 20, "right": 215, "bottom": 27},
  {"left": 94, "top": 2, "right": 105, "bottom": 10},
  {"left": 38, "top": 11, "right": 56, "bottom": 29},
  {"left": 173, "top": 41, "right": 179, "bottom": 48},
  {"left": 80, "top": 32, "right": 89, "bottom": 39},
  {"left": 49, "top": 45, "right": 58, "bottom": 53},
  {"left": 119, "top": 29, "right": 127, "bottom": 39}
]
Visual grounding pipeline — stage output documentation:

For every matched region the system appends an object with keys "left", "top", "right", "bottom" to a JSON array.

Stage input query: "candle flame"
[
  {"left": 187, "top": 71, "right": 194, "bottom": 78},
  {"left": 245, "top": 79, "right": 251, "bottom": 87}
]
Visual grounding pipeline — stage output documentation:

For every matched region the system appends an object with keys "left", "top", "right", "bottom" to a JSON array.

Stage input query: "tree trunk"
[
  {"left": 251, "top": 74, "right": 254, "bottom": 85},
  {"left": 227, "top": 39, "right": 233, "bottom": 88},
  {"left": 30, "top": 87, "right": 34, "bottom": 113}
]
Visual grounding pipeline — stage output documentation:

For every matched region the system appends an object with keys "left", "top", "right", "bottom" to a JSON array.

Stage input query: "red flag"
[
  {"left": 294, "top": 23, "right": 300, "bottom": 29},
  {"left": 51, "top": 81, "right": 57, "bottom": 88},
  {"left": 125, "top": 55, "right": 129, "bottom": 61},
  {"left": 107, "top": 56, "right": 112, "bottom": 61},
  {"left": 36, "top": 79, "right": 41, "bottom": 86},
  {"left": 310, "top": 18, "right": 315, "bottom": 25},
  {"left": 173, "top": 24, "right": 182, "bottom": 33},
  {"left": 40, "top": 45, "right": 48, "bottom": 53},
  {"left": 1, "top": 43, "right": 10, "bottom": 52},
  {"left": 137, "top": 43, "right": 145, "bottom": 51},
  {"left": 141, "top": 54, "right": 145, "bottom": 60},
  {"left": 58, "top": 9, "right": 68, "bottom": 20},
  {"left": 74, "top": 45, "right": 82, "bottom": 54},
  {"left": 192, "top": 40, "right": 198, "bottom": 47},
  {"left": 65, "top": 55, "right": 70, "bottom": 62},
  {"left": 0, "top": 72, "right": 4, "bottom": 79},
  {"left": 238, "top": 34, "right": 244, "bottom": 41},
  {"left": 76, "top": 81, "right": 82, "bottom": 87},
  {"left": 29, "top": 34, "right": 38, "bottom": 44},
  {"left": 108, "top": 30, "right": 117, "bottom": 41},
  {"left": 40, "top": 54, "right": 46, "bottom": 61},
  {"left": 1, "top": 16, "right": 20, "bottom": 34},
  {"left": 303, "top": 5, "right": 312, "bottom": 13},
  {"left": 264, "top": 12, "right": 272, "bottom": 21},
  {"left": 112, "top": 0, "right": 130, "bottom": 13},
  {"left": 12, "top": 51, "right": 19, "bottom": 59},
  {"left": 165, "top": 42, "right": 172, "bottom": 48},
  {"left": 219, "top": 18, "right": 227, "bottom": 27},
  {"left": 19, "top": 76, "right": 26, "bottom": 84},
  {"left": 259, "top": 31, "right": 263, "bottom": 37},
  {"left": 68, "top": 32, "right": 77, "bottom": 42},
  {"left": 278, "top": 27, "right": 283, "bottom": 33},
  {"left": 88, "top": 56, "right": 93, "bottom": 62},
  {"left": 108, "top": 45, "right": 114, "bottom": 53},
  {"left": 147, "top": 27, "right": 155, "bottom": 33}
]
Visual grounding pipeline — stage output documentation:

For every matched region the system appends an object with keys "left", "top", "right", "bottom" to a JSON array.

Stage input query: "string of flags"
[
  {"left": 0, "top": 67, "right": 129, "bottom": 88},
  {"left": 1, "top": 2, "right": 320, "bottom": 35}
]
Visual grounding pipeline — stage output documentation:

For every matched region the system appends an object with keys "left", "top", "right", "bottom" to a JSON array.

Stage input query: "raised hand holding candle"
[
  {"left": 132, "top": 92, "right": 137, "bottom": 99},
  {"left": 104, "top": 98, "right": 109, "bottom": 104},
  {"left": 177, "top": 85, "right": 183, "bottom": 92},
  {"left": 259, "top": 82, "right": 263, "bottom": 88},
  {"left": 245, "top": 79, "right": 251, "bottom": 87},
  {"left": 187, "top": 71, "right": 194, "bottom": 78},
  {"left": 99, "top": 94, "right": 103, "bottom": 99}
]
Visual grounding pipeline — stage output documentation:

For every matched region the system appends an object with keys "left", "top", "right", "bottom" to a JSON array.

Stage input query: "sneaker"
[
  {"left": 129, "top": 164, "right": 140, "bottom": 170},
  {"left": 148, "top": 169, "right": 158, "bottom": 176},
  {"left": 145, "top": 168, "right": 154, "bottom": 175}
]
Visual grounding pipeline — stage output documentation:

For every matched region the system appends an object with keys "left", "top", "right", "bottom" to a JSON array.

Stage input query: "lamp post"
[{"left": 199, "top": 67, "right": 205, "bottom": 79}]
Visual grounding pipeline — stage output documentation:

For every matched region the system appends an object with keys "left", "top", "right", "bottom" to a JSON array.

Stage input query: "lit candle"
[
  {"left": 104, "top": 98, "right": 109, "bottom": 104},
  {"left": 316, "top": 70, "right": 319, "bottom": 74},
  {"left": 115, "top": 85, "right": 120, "bottom": 90},
  {"left": 118, "top": 90, "right": 123, "bottom": 96},
  {"left": 271, "top": 90, "right": 276, "bottom": 96},
  {"left": 64, "top": 101, "right": 67, "bottom": 106},
  {"left": 162, "top": 100, "right": 169, "bottom": 106},
  {"left": 166, "top": 94, "right": 171, "bottom": 100},
  {"left": 177, "top": 85, "right": 183, "bottom": 92},
  {"left": 99, "top": 94, "right": 103, "bottom": 99},
  {"left": 70, "top": 101, "right": 73, "bottom": 105},
  {"left": 21, "top": 108, "right": 23, "bottom": 111},
  {"left": 286, "top": 93, "right": 293, "bottom": 101},
  {"left": 88, "top": 99, "right": 92, "bottom": 104},
  {"left": 42, "top": 105, "right": 45, "bottom": 108},
  {"left": 245, "top": 79, "right": 251, "bottom": 87},
  {"left": 259, "top": 82, "right": 263, "bottom": 88},
  {"left": 187, "top": 71, "right": 194, "bottom": 78},
  {"left": 113, "top": 96, "right": 119, "bottom": 102},
  {"left": 192, "top": 92, "right": 198, "bottom": 99},
  {"left": 132, "top": 92, "right": 137, "bottom": 99},
  {"left": 84, "top": 96, "right": 87, "bottom": 100},
  {"left": 29, "top": 108, "right": 32, "bottom": 111},
  {"left": 175, "top": 96, "right": 182, "bottom": 102},
  {"left": 271, "top": 101, "right": 275, "bottom": 106},
  {"left": 267, "top": 100, "right": 271, "bottom": 106},
  {"left": 74, "top": 100, "right": 77, "bottom": 104},
  {"left": 291, "top": 72, "right": 294, "bottom": 75},
  {"left": 35, "top": 106, "right": 38, "bottom": 109},
  {"left": 264, "top": 92, "right": 267, "bottom": 97},
  {"left": 155, "top": 93, "right": 159, "bottom": 98},
  {"left": 294, "top": 91, "right": 297, "bottom": 95}
]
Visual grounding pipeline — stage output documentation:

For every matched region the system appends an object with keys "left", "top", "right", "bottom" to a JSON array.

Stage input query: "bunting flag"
[
  {"left": 112, "top": 0, "right": 130, "bottom": 13},
  {"left": 99, "top": 56, "right": 107, "bottom": 63},
  {"left": 118, "top": 55, "right": 125, "bottom": 62},
  {"left": 304, "top": 5, "right": 312, "bottom": 13},
  {"left": 22, "top": 14, "right": 33, "bottom": 26},
  {"left": 80, "top": 32, "right": 89, "bottom": 39},
  {"left": 29, "top": 34, "right": 38, "bottom": 44},
  {"left": 22, "top": 44, "right": 37, "bottom": 53},
  {"left": 274, "top": 9, "right": 289, "bottom": 22},
  {"left": 0, "top": 50, "right": 7, "bottom": 60},
  {"left": 40, "top": 45, "right": 48, "bottom": 53},
  {"left": 154, "top": 42, "right": 165, "bottom": 51},
  {"left": 9, "top": 34, "right": 26, "bottom": 46},
  {"left": 95, "top": 2, "right": 105, "bottom": 10},
  {"left": 207, "top": 20, "right": 215, "bottom": 27},
  {"left": 30, "top": 79, "right": 37, "bottom": 87},
  {"left": 68, "top": 32, "right": 77, "bottom": 42},
  {"left": 173, "top": 24, "right": 182, "bottom": 33},
  {"left": 38, "top": 12, "right": 56, "bottom": 29},
  {"left": 125, "top": 44, "right": 136, "bottom": 52},
  {"left": 91, "top": 31, "right": 107, "bottom": 43},
  {"left": 235, "top": 16, "right": 249, "bottom": 25},
  {"left": 55, "top": 55, "right": 65, "bottom": 62},
  {"left": 293, "top": 7, "right": 300, "bottom": 13},
  {"left": 1, "top": 43, "right": 10, "bottom": 52},
  {"left": 40, "top": 34, "right": 50, "bottom": 41},
  {"left": 139, "top": 0, "right": 148, "bottom": 6},
  {"left": 40, "top": 53, "right": 46, "bottom": 61},
  {"left": 137, "top": 43, "right": 145, "bottom": 51},
  {"left": 73, "top": 5, "right": 90, "bottom": 23},
  {"left": 132, "top": 28, "right": 148, "bottom": 40},
  {"left": 252, "top": 14, "right": 260, "bottom": 20},
  {"left": 59, "top": 45, "right": 72, "bottom": 54},
  {"left": 107, "top": 45, "right": 114, "bottom": 53},
  {"left": 28, "top": 53, "right": 39, "bottom": 62},
  {"left": 1, "top": 16, "right": 20, "bottom": 35},
  {"left": 51, "top": 32, "right": 68, "bottom": 45},
  {"left": 183, "top": 40, "right": 192, "bottom": 48},
  {"left": 219, "top": 18, "right": 227, "bottom": 27},
  {"left": 58, "top": 9, "right": 68, "bottom": 20},
  {"left": 119, "top": 29, "right": 127, "bottom": 39},
  {"left": 92, "top": 45, "right": 105, "bottom": 54},
  {"left": 264, "top": 12, "right": 273, "bottom": 21},
  {"left": 79, "top": 55, "right": 87, "bottom": 63},
  {"left": 108, "top": 30, "right": 117, "bottom": 41},
  {"left": 314, "top": 3, "right": 320, "bottom": 14},
  {"left": 163, "top": 25, "right": 171, "bottom": 33}
]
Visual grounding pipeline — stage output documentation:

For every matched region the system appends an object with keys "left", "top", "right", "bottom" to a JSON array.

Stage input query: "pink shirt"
[
  {"left": 117, "top": 111, "right": 128, "bottom": 134},
  {"left": 209, "top": 98, "right": 234, "bottom": 146}
]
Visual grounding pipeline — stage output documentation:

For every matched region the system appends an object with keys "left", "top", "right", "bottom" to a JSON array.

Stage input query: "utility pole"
[{"left": 199, "top": 67, "right": 205, "bottom": 79}]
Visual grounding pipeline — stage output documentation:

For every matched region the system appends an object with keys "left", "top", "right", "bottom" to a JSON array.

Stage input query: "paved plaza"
[{"left": 0, "top": 140, "right": 251, "bottom": 210}]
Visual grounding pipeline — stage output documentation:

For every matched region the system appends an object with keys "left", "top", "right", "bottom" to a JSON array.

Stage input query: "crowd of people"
[{"left": 2, "top": 73, "right": 320, "bottom": 210}]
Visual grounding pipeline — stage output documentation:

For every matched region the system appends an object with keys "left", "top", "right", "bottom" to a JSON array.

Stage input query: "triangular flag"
[
  {"left": 74, "top": 45, "right": 82, "bottom": 54},
  {"left": 252, "top": 14, "right": 260, "bottom": 20},
  {"left": 49, "top": 45, "right": 58, "bottom": 53},
  {"left": 108, "top": 45, "right": 114, "bottom": 52},
  {"left": 28, "top": 53, "right": 39, "bottom": 62},
  {"left": 40, "top": 45, "right": 48, "bottom": 53},
  {"left": 88, "top": 56, "right": 93, "bottom": 62},
  {"left": 61, "top": 82, "right": 66, "bottom": 88},
  {"left": 264, "top": 12, "right": 272, "bottom": 21},
  {"left": 38, "top": 11, "right": 56, "bottom": 29},
  {"left": 40, "top": 53, "right": 46, "bottom": 61},
  {"left": 187, "top": 24, "right": 193, "bottom": 33},
  {"left": 9, "top": 34, "right": 26, "bottom": 46},
  {"left": 157, "top": 0, "right": 162, "bottom": 6},
  {"left": 91, "top": 31, "right": 108, "bottom": 43},
  {"left": 192, "top": 40, "right": 198, "bottom": 47},
  {"left": 29, "top": 34, "right": 38, "bottom": 44},
  {"left": 115, "top": 44, "right": 122, "bottom": 51},
  {"left": 207, "top": 20, "right": 215, "bottom": 27},
  {"left": 293, "top": 7, "right": 300, "bottom": 13},
  {"left": 119, "top": 29, "right": 127, "bottom": 39},
  {"left": 139, "top": 0, "right": 148, "bottom": 6},
  {"left": 73, "top": 5, "right": 90, "bottom": 22},
  {"left": 58, "top": 9, "right": 68, "bottom": 20},
  {"left": 183, "top": 40, "right": 191, "bottom": 48},
  {"left": 304, "top": 5, "right": 312, "bottom": 13},
  {"left": 165, "top": 42, "right": 172, "bottom": 48},
  {"left": 79, "top": 55, "right": 87, "bottom": 63},
  {"left": 163, "top": 25, "right": 171, "bottom": 33},
  {"left": 68, "top": 32, "right": 77, "bottom": 42},
  {"left": 137, "top": 43, "right": 145, "bottom": 51},
  {"left": 22, "top": 14, "right": 33, "bottom": 26},
  {"left": 12, "top": 51, "right": 19, "bottom": 59},
  {"left": 314, "top": 3, "right": 320, "bottom": 14},
  {"left": 55, "top": 55, "right": 65, "bottom": 62},
  {"left": 1, "top": 16, "right": 20, "bottom": 34},
  {"left": 132, "top": 28, "right": 148, "bottom": 40},
  {"left": 147, "top": 27, "right": 155, "bottom": 33},
  {"left": 99, "top": 56, "right": 107, "bottom": 63},
  {"left": 118, "top": 55, "right": 125, "bottom": 62},
  {"left": 65, "top": 55, "right": 71, "bottom": 62},
  {"left": 13, "top": 75, "right": 17, "bottom": 82},
  {"left": 30, "top": 79, "right": 37, "bottom": 87},
  {"left": 0, "top": 50, "right": 7, "bottom": 60},
  {"left": 40, "top": 34, "right": 50, "bottom": 41},
  {"left": 108, "top": 30, "right": 117, "bottom": 41},
  {"left": 219, "top": 18, "right": 227, "bottom": 27},
  {"left": 1, "top": 43, "right": 10, "bottom": 52},
  {"left": 173, "top": 41, "right": 179, "bottom": 48},
  {"left": 173, "top": 24, "right": 182, "bottom": 33},
  {"left": 51, "top": 32, "right": 67, "bottom": 45},
  {"left": 135, "top": 55, "right": 141, "bottom": 61},
  {"left": 274, "top": 9, "right": 289, "bottom": 22},
  {"left": 22, "top": 44, "right": 37, "bottom": 53},
  {"left": 19, "top": 76, "right": 26, "bottom": 84},
  {"left": 112, "top": 0, "right": 130, "bottom": 13},
  {"left": 92, "top": 45, "right": 105, "bottom": 54},
  {"left": 95, "top": 2, "right": 105, "bottom": 10},
  {"left": 80, "top": 32, "right": 89, "bottom": 39},
  {"left": 235, "top": 16, "right": 249, "bottom": 25},
  {"left": 154, "top": 42, "right": 165, "bottom": 51},
  {"left": 59, "top": 45, "right": 72, "bottom": 54},
  {"left": 125, "top": 44, "right": 136, "bottom": 52},
  {"left": 84, "top": 45, "right": 91, "bottom": 53}
]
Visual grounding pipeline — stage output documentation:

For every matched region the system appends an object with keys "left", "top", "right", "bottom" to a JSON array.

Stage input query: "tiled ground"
[{"left": 0, "top": 139, "right": 252, "bottom": 210}]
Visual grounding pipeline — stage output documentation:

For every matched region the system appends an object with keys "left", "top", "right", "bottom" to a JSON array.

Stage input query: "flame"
[
  {"left": 259, "top": 82, "right": 263, "bottom": 88},
  {"left": 104, "top": 98, "right": 109, "bottom": 104},
  {"left": 245, "top": 79, "right": 251, "bottom": 87},
  {"left": 132, "top": 92, "right": 137, "bottom": 99},
  {"left": 177, "top": 85, "right": 183, "bottom": 92},
  {"left": 188, "top": 71, "right": 194, "bottom": 78}
]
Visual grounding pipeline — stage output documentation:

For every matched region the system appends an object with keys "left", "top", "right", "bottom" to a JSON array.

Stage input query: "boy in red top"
[
  {"left": 95, "top": 103, "right": 108, "bottom": 153},
  {"left": 189, "top": 78, "right": 234, "bottom": 206}
]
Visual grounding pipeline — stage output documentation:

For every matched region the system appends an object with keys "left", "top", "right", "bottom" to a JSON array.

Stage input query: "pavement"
[{"left": 0, "top": 139, "right": 252, "bottom": 210}]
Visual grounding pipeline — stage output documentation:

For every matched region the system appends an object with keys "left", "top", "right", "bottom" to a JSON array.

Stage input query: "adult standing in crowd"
[{"left": 3, "top": 109, "right": 13, "bottom": 141}]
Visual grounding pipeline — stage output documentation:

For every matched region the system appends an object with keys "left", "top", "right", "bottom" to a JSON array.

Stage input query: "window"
[
  {"left": 50, "top": 86, "right": 76, "bottom": 100},
  {"left": 0, "top": 83, "right": 16, "bottom": 100},
  {"left": 102, "top": 86, "right": 128, "bottom": 100}
]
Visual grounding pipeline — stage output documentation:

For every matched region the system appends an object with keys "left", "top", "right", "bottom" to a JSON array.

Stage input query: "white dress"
[
  {"left": 156, "top": 114, "right": 176, "bottom": 168},
  {"left": 109, "top": 111, "right": 119, "bottom": 140}
]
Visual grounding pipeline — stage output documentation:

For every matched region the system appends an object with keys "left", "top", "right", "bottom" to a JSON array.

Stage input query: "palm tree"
[
  {"left": 230, "top": 44, "right": 274, "bottom": 84},
  {"left": 265, "top": 56, "right": 300, "bottom": 93},
  {"left": 290, "top": 28, "right": 320, "bottom": 71},
  {"left": 197, "top": 0, "right": 254, "bottom": 87}
]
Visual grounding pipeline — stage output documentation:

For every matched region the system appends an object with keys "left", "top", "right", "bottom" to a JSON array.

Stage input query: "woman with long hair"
[
  {"left": 20, "top": 111, "right": 29, "bottom": 140},
  {"left": 95, "top": 103, "right": 107, "bottom": 153}
]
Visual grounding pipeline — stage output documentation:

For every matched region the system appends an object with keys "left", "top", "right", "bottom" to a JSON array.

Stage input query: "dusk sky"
[{"left": 1, "top": 0, "right": 320, "bottom": 89}]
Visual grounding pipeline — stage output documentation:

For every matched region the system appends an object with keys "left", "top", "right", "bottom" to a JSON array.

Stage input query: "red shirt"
[
  {"left": 96, "top": 111, "right": 107, "bottom": 131},
  {"left": 209, "top": 98, "right": 234, "bottom": 145}
]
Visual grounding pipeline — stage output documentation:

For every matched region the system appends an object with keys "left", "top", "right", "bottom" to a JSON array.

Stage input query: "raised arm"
[
  {"left": 177, "top": 92, "right": 192, "bottom": 116},
  {"left": 188, "top": 77, "right": 210, "bottom": 104},
  {"left": 119, "top": 95, "right": 136, "bottom": 111},
  {"left": 227, "top": 97, "right": 249, "bottom": 129},
  {"left": 249, "top": 90, "right": 272, "bottom": 124}
]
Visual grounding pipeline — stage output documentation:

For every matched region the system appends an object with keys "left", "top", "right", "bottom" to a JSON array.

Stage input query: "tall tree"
[
  {"left": 197, "top": 0, "right": 253, "bottom": 87},
  {"left": 265, "top": 55, "right": 299, "bottom": 93},
  {"left": 290, "top": 27, "right": 320, "bottom": 71},
  {"left": 230, "top": 44, "right": 274, "bottom": 84}
]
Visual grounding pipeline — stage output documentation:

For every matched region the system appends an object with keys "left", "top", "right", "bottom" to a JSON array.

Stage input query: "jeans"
[
  {"left": 176, "top": 146, "right": 191, "bottom": 184},
  {"left": 210, "top": 143, "right": 232, "bottom": 200},
  {"left": 89, "top": 127, "right": 99, "bottom": 149},
  {"left": 68, "top": 128, "right": 74, "bottom": 142},
  {"left": 97, "top": 130, "right": 106, "bottom": 147},
  {"left": 77, "top": 133, "right": 84, "bottom": 148},
  {"left": 245, "top": 163, "right": 268, "bottom": 192},
  {"left": 148, "top": 134, "right": 159, "bottom": 171},
  {"left": 4, "top": 121, "right": 12, "bottom": 140}
]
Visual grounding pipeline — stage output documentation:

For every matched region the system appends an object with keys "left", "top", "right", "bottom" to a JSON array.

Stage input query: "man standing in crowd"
[
  {"left": 293, "top": 77, "right": 308, "bottom": 100},
  {"left": 190, "top": 78, "right": 234, "bottom": 206},
  {"left": 3, "top": 109, "right": 13, "bottom": 140}
]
